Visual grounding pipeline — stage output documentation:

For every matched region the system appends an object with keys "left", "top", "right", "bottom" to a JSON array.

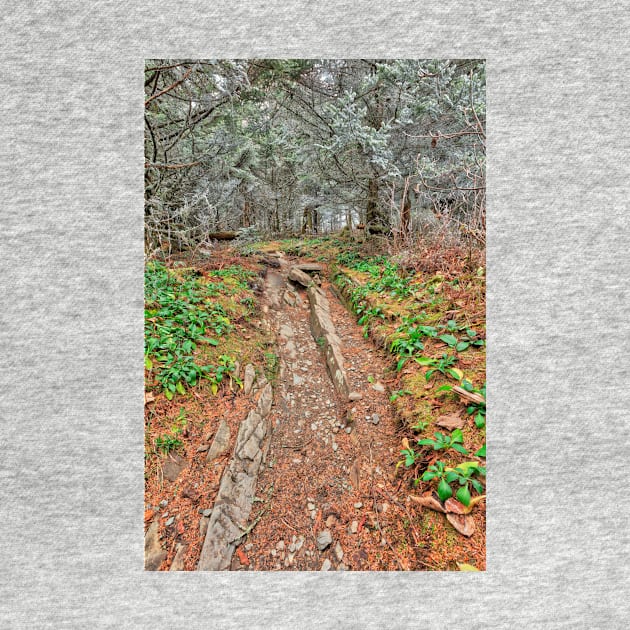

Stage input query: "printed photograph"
[{"left": 144, "top": 59, "right": 486, "bottom": 571}]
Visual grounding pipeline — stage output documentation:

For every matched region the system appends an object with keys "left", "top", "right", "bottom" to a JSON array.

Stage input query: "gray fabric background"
[{"left": 1, "top": 2, "right": 628, "bottom": 628}]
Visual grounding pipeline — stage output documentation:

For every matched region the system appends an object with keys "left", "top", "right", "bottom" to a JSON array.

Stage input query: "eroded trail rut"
[{"left": 198, "top": 254, "right": 418, "bottom": 571}]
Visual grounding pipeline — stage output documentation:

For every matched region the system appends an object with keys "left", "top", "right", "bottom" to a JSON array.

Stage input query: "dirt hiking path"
[{"left": 222, "top": 254, "right": 421, "bottom": 571}]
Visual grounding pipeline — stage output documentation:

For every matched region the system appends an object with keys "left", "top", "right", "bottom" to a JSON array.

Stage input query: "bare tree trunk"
[
  {"left": 366, "top": 177, "right": 389, "bottom": 234},
  {"left": 399, "top": 177, "right": 412, "bottom": 238},
  {"left": 241, "top": 199, "right": 251, "bottom": 228}
]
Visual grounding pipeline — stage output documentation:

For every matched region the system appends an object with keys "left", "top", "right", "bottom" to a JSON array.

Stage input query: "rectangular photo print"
[{"left": 144, "top": 59, "right": 486, "bottom": 571}]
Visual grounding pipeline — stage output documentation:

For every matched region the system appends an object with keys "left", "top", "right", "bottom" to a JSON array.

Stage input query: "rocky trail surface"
[
  {"left": 145, "top": 251, "right": 428, "bottom": 572},
  {"left": 198, "top": 253, "right": 420, "bottom": 571}
]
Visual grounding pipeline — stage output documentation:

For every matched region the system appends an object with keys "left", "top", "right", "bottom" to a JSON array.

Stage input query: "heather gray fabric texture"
[{"left": 1, "top": 2, "right": 629, "bottom": 628}]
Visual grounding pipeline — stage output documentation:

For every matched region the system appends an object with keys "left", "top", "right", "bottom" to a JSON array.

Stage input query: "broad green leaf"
[
  {"left": 475, "top": 443, "right": 486, "bottom": 458},
  {"left": 456, "top": 341, "right": 469, "bottom": 352},
  {"left": 448, "top": 461, "right": 479, "bottom": 474},
  {"left": 419, "top": 326, "right": 437, "bottom": 337},
  {"left": 439, "top": 334, "right": 457, "bottom": 347},
  {"left": 452, "top": 443, "right": 469, "bottom": 455},
  {"left": 456, "top": 485, "right": 471, "bottom": 506},
  {"left": 449, "top": 368, "right": 464, "bottom": 380},
  {"left": 176, "top": 381, "right": 185, "bottom": 395},
  {"left": 475, "top": 412, "right": 485, "bottom": 428},
  {"left": 211, "top": 382, "right": 218, "bottom": 395},
  {"left": 144, "top": 356, "right": 153, "bottom": 370},
  {"left": 437, "top": 479, "right": 453, "bottom": 502},
  {"left": 414, "top": 356, "right": 434, "bottom": 366},
  {"left": 164, "top": 389, "right": 173, "bottom": 400}
]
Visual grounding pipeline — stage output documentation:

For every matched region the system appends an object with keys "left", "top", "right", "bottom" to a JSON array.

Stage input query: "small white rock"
[{"left": 334, "top": 542, "right": 344, "bottom": 562}]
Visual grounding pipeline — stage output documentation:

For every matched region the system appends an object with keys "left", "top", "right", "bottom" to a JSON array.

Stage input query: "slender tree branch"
[{"left": 145, "top": 66, "right": 193, "bottom": 106}]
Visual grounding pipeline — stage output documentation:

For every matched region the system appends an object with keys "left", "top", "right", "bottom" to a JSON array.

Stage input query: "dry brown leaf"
[
  {"left": 144, "top": 392, "right": 155, "bottom": 405},
  {"left": 236, "top": 546, "right": 250, "bottom": 566},
  {"left": 409, "top": 494, "right": 446, "bottom": 513},
  {"left": 466, "top": 495, "right": 486, "bottom": 512},
  {"left": 446, "top": 513, "right": 475, "bottom": 537},
  {"left": 435, "top": 413, "right": 464, "bottom": 431},
  {"left": 144, "top": 509, "right": 154, "bottom": 522},
  {"left": 444, "top": 498, "right": 468, "bottom": 514},
  {"left": 457, "top": 563, "right": 480, "bottom": 572},
  {"left": 446, "top": 495, "right": 486, "bottom": 515}
]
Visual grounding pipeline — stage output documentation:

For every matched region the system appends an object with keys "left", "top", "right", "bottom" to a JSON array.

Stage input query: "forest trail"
[
  {"left": 144, "top": 59, "right": 486, "bottom": 572},
  {"left": 203, "top": 253, "right": 420, "bottom": 571},
  {"left": 145, "top": 241, "right": 486, "bottom": 572}
]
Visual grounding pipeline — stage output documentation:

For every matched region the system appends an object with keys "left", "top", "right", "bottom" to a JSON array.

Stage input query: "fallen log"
[
  {"left": 207, "top": 232, "right": 238, "bottom": 241},
  {"left": 207, "top": 231, "right": 238, "bottom": 241}
]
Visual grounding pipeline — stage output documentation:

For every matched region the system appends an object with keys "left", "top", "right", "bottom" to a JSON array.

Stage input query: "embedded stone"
[
  {"left": 243, "top": 364, "right": 256, "bottom": 395},
  {"left": 206, "top": 419, "right": 230, "bottom": 464},
  {"left": 316, "top": 529, "right": 333, "bottom": 551}
]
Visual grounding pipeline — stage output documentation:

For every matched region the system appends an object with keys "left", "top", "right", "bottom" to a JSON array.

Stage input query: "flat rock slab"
[
  {"left": 307, "top": 286, "right": 350, "bottom": 399},
  {"left": 169, "top": 542, "right": 188, "bottom": 571},
  {"left": 206, "top": 419, "right": 231, "bottom": 464},
  {"left": 288, "top": 266, "right": 320, "bottom": 287},
  {"left": 294, "top": 263, "right": 324, "bottom": 273},
  {"left": 198, "top": 385, "right": 273, "bottom": 571},
  {"left": 243, "top": 364, "right": 256, "bottom": 395},
  {"left": 144, "top": 520, "right": 167, "bottom": 571},
  {"left": 162, "top": 453, "right": 187, "bottom": 482}
]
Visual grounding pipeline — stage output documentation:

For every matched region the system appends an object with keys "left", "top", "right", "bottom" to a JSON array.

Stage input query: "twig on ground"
[{"left": 231, "top": 508, "right": 268, "bottom": 544}]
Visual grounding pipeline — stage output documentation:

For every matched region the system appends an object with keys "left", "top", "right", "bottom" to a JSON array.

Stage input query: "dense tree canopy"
[{"left": 144, "top": 59, "right": 485, "bottom": 251}]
